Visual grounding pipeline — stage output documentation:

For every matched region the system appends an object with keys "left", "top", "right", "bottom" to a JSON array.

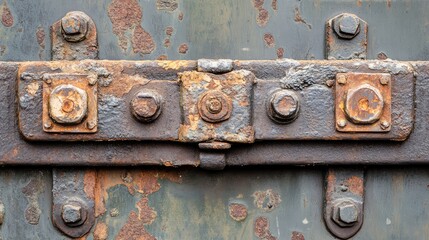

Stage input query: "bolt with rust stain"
[
  {"left": 49, "top": 84, "right": 88, "bottom": 125},
  {"left": 61, "top": 11, "right": 89, "bottom": 42},
  {"left": 332, "top": 199, "right": 359, "bottom": 227},
  {"left": 267, "top": 90, "right": 300, "bottom": 124},
  {"left": 62, "top": 203, "right": 83, "bottom": 226},
  {"left": 334, "top": 13, "right": 361, "bottom": 40},
  {"left": 344, "top": 84, "right": 384, "bottom": 125},
  {"left": 131, "top": 90, "right": 163, "bottom": 123},
  {"left": 198, "top": 90, "right": 232, "bottom": 123}
]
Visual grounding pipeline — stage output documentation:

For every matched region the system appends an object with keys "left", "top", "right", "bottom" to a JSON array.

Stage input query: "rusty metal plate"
[
  {"left": 42, "top": 73, "right": 98, "bottom": 134},
  {"left": 335, "top": 72, "right": 391, "bottom": 133},
  {"left": 178, "top": 70, "right": 255, "bottom": 143}
]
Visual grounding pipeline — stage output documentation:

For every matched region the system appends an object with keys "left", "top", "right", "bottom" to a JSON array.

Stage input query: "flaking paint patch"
[
  {"left": 1, "top": 1, "right": 13, "bottom": 27},
  {"left": 291, "top": 231, "right": 305, "bottom": 240},
  {"left": 156, "top": 0, "right": 178, "bottom": 11},
  {"left": 277, "top": 48, "right": 284, "bottom": 59},
  {"left": 21, "top": 172, "right": 45, "bottom": 225},
  {"left": 264, "top": 33, "right": 275, "bottom": 47},
  {"left": 178, "top": 43, "right": 189, "bottom": 54},
  {"left": 36, "top": 27, "right": 45, "bottom": 60},
  {"left": 26, "top": 82, "right": 40, "bottom": 96},
  {"left": 228, "top": 203, "right": 248, "bottom": 221},
  {"left": 93, "top": 222, "right": 109, "bottom": 240},
  {"left": 108, "top": 0, "right": 155, "bottom": 55},
  {"left": 345, "top": 176, "right": 364, "bottom": 196},
  {"left": 252, "top": 0, "right": 269, "bottom": 27},
  {"left": 254, "top": 216, "right": 277, "bottom": 240},
  {"left": 253, "top": 189, "right": 281, "bottom": 212}
]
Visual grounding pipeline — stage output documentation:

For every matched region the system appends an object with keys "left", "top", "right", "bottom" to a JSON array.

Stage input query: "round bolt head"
[
  {"left": 267, "top": 90, "right": 300, "bottom": 124},
  {"left": 62, "top": 204, "right": 82, "bottom": 224},
  {"left": 49, "top": 84, "right": 88, "bottom": 125},
  {"left": 339, "top": 204, "right": 358, "bottom": 224},
  {"left": 344, "top": 84, "right": 384, "bottom": 124},
  {"left": 61, "top": 11, "right": 89, "bottom": 42},
  {"left": 337, "top": 119, "right": 347, "bottom": 128},
  {"left": 198, "top": 90, "right": 232, "bottom": 123},
  {"left": 131, "top": 90, "right": 163, "bottom": 123},
  {"left": 339, "top": 14, "right": 360, "bottom": 35}
]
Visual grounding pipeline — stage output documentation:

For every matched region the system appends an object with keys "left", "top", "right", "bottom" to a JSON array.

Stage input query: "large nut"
[
  {"left": 131, "top": 90, "right": 163, "bottom": 123},
  {"left": 331, "top": 200, "right": 359, "bottom": 227},
  {"left": 49, "top": 84, "right": 88, "bottom": 125},
  {"left": 267, "top": 90, "right": 300, "bottom": 123},
  {"left": 61, "top": 11, "right": 89, "bottom": 42},
  {"left": 62, "top": 203, "right": 82, "bottom": 225},
  {"left": 198, "top": 90, "right": 232, "bottom": 123},
  {"left": 333, "top": 13, "right": 361, "bottom": 39},
  {"left": 344, "top": 84, "right": 384, "bottom": 124}
]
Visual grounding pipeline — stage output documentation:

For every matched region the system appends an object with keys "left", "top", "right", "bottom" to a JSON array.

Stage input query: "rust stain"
[
  {"left": 157, "top": 60, "right": 194, "bottom": 70},
  {"left": 165, "top": 26, "right": 174, "bottom": 36},
  {"left": 271, "top": 0, "right": 277, "bottom": 10},
  {"left": 291, "top": 231, "right": 305, "bottom": 240},
  {"left": 387, "top": 0, "right": 392, "bottom": 7},
  {"left": 164, "top": 38, "right": 171, "bottom": 48},
  {"left": 294, "top": 6, "right": 311, "bottom": 29},
  {"left": 263, "top": 33, "right": 275, "bottom": 47},
  {"left": 84, "top": 170, "right": 96, "bottom": 200},
  {"left": 254, "top": 216, "right": 277, "bottom": 240},
  {"left": 132, "top": 26, "right": 155, "bottom": 55},
  {"left": 36, "top": 26, "right": 45, "bottom": 60},
  {"left": 178, "top": 11, "right": 184, "bottom": 21},
  {"left": 345, "top": 176, "right": 364, "bottom": 196},
  {"left": 21, "top": 173, "right": 45, "bottom": 225},
  {"left": 253, "top": 189, "right": 281, "bottom": 211},
  {"left": 156, "top": 0, "right": 178, "bottom": 11},
  {"left": 228, "top": 203, "right": 248, "bottom": 221},
  {"left": 252, "top": 0, "right": 269, "bottom": 27},
  {"left": 116, "top": 211, "right": 156, "bottom": 240},
  {"left": 277, "top": 48, "right": 284, "bottom": 59},
  {"left": 357, "top": 0, "right": 362, "bottom": 7},
  {"left": 108, "top": 0, "right": 155, "bottom": 54},
  {"left": 178, "top": 43, "right": 189, "bottom": 54},
  {"left": 93, "top": 222, "right": 109, "bottom": 240},
  {"left": 157, "top": 55, "right": 168, "bottom": 60},
  {"left": 326, "top": 169, "right": 336, "bottom": 201},
  {"left": 1, "top": 1, "right": 13, "bottom": 27}
]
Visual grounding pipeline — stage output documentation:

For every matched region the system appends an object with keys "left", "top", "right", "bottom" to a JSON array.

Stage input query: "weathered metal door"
[{"left": 0, "top": 0, "right": 429, "bottom": 239}]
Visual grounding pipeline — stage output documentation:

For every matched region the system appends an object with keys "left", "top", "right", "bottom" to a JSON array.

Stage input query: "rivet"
[
  {"left": 44, "top": 122, "right": 53, "bottom": 129},
  {"left": 337, "top": 75, "right": 347, "bottom": 85},
  {"left": 380, "top": 121, "right": 390, "bottom": 130},
  {"left": 86, "top": 121, "right": 96, "bottom": 130},
  {"left": 380, "top": 76, "right": 390, "bottom": 85},
  {"left": 337, "top": 119, "right": 347, "bottom": 128}
]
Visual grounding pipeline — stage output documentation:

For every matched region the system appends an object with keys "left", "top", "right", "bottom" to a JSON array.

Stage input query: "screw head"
[
  {"left": 198, "top": 90, "right": 232, "bottom": 123},
  {"left": 49, "top": 84, "right": 88, "bottom": 125},
  {"left": 62, "top": 203, "right": 82, "bottom": 225},
  {"left": 131, "top": 90, "right": 163, "bottom": 123},
  {"left": 61, "top": 11, "right": 89, "bottom": 42},
  {"left": 267, "top": 90, "right": 300, "bottom": 123},
  {"left": 380, "top": 120, "right": 390, "bottom": 130}
]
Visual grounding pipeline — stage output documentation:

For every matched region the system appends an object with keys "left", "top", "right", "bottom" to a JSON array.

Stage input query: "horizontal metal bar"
[{"left": 0, "top": 60, "right": 426, "bottom": 166}]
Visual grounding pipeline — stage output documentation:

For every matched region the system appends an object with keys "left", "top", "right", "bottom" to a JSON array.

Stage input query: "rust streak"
[
  {"left": 21, "top": 173, "right": 44, "bottom": 225},
  {"left": 264, "top": 33, "right": 275, "bottom": 47},
  {"left": 294, "top": 6, "right": 311, "bottom": 29}
]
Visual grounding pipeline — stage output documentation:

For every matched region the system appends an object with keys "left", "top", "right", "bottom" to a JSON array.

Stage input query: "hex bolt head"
[
  {"left": 49, "top": 84, "right": 88, "bottom": 125},
  {"left": 267, "top": 90, "right": 300, "bottom": 124},
  {"left": 331, "top": 200, "right": 360, "bottom": 227},
  {"left": 198, "top": 90, "right": 232, "bottom": 123},
  {"left": 62, "top": 203, "right": 82, "bottom": 225},
  {"left": 333, "top": 13, "right": 361, "bottom": 40},
  {"left": 61, "top": 11, "right": 89, "bottom": 42},
  {"left": 131, "top": 90, "right": 163, "bottom": 123}
]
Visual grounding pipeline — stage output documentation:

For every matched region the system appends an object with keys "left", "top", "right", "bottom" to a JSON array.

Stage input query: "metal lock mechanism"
[
  {"left": 335, "top": 72, "right": 391, "bottom": 132},
  {"left": 43, "top": 73, "right": 98, "bottom": 133}
]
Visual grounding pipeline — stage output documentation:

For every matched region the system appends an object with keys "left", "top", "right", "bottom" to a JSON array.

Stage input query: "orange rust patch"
[
  {"left": 326, "top": 170, "right": 336, "bottom": 200},
  {"left": 132, "top": 26, "right": 155, "bottom": 55},
  {"left": 357, "top": 0, "right": 362, "bottom": 7},
  {"left": 84, "top": 170, "right": 96, "bottom": 199},
  {"left": 229, "top": 203, "right": 247, "bottom": 221},
  {"left": 253, "top": 189, "right": 281, "bottom": 211},
  {"left": 264, "top": 33, "right": 275, "bottom": 47},
  {"left": 165, "top": 26, "right": 174, "bottom": 36},
  {"left": 115, "top": 211, "right": 156, "bottom": 240},
  {"left": 164, "top": 38, "right": 171, "bottom": 48},
  {"left": 1, "top": 2, "right": 13, "bottom": 27},
  {"left": 157, "top": 55, "right": 168, "bottom": 60},
  {"left": 93, "top": 222, "right": 109, "bottom": 240},
  {"left": 277, "top": 48, "right": 284, "bottom": 59},
  {"left": 291, "top": 231, "right": 305, "bottom": 240},
  {"left": 254, "top": 216, "right": 277, "bottom": 240},
  {"left": 178, "top": 43, "right": 189, "bottom": 54},
  {"left": 252, "top": 0, "right": 269, "bottom": 27},
  {"left": 345, "top": 176, "right": 364, "bottom": 196}
]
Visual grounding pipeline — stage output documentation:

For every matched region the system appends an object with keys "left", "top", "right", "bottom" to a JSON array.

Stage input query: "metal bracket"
[{"left": 324, "top": 169, "right": 364, "bottom": 239}]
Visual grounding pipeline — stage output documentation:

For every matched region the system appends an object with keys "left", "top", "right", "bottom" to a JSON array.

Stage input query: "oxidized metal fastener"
[
  {"left": 131, "top": 90, "right": 163, "bottom": 123},
  {"left": 48, "top": 84, "right": 88, "bottom": 125},
  {"left": 267, "top": 89, "right": 300, "bottom": 124},
  {"left": 198, "top": 90, "right": 232, "bottom": 123},
  {"left": 61, "top": 11, "right": 90, "bottom": 42}
]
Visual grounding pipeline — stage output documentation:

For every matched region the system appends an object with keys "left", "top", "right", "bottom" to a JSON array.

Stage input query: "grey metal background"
[{"left": 0, "top": 0, "right": 428, "bottom": 239}]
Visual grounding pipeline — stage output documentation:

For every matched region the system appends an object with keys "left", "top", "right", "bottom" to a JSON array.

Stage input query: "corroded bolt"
[
  {"left": 131, "top": 90, "right": 163, "bottom": 123},
  {"left": 267, "top": 90, "right": 300, "bottom": 123},
  {"left": 61, "top": 11, "right": 89, "bottom": 42},
  {"left": 334, "top": 13, "right": 361, "bottom": 39},
  {"left": 49, "top": 84, "right": 88, "bottom": 125},
  {"left": 198, "top": 90, "right": 232, "bottom": 123},
  {"left": 344, "top": 84, "right": 384, "bottom": 124},
  {"left": 337, "top": 75, "right": 347, "bottom": 85},
  {"left": 380, "top": 120, "right": 390, "bottom": 130},
  {"left": 332, "top": 200, "right": 359, "bottom": 227},
  {"left": 62, "top": 203, "right": 82, "bottom": 225},
  {"left": 380, "top": 75, "right": 390, "bottom": 85}
]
